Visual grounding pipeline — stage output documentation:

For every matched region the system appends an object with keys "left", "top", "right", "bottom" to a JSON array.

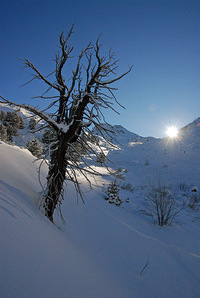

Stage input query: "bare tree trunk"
[{"left": 45, "top": 133, "right": 67, "bottom": 221}]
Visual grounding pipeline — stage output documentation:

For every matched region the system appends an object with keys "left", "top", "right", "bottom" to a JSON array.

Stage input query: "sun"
[{"left": 166, "top": 126, "right": 178, "bottom": 138}]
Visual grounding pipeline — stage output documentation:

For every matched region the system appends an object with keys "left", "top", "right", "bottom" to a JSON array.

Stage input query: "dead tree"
[{"left": 0, "top": 25, "right": 132, "bottom": 222}]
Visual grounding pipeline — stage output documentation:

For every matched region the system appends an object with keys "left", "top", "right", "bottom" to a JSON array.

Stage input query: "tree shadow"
[{"left": 0, "top": 179, "right": 34, "bottom": 220}]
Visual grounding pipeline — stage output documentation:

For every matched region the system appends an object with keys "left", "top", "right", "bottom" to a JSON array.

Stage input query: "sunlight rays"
[{"left": 166, "top": 126, "right": 178, "bottom": 138}]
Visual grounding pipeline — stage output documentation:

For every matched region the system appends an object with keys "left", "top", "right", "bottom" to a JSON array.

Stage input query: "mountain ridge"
[{"left": 1, "top": 103, "right": 199, "bottom": 146}]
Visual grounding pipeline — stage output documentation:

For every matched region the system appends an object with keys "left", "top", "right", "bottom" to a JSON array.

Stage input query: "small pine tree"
[
  {"left": 0, "top": 110, "right": 6, "bottom": 122},
  {"left": 42, "top": 128, "right": 57, "bottom": 145},
  {"left": 0, "top": 124, "right": 7, "bottom": 141},
  {"left": 26, "top": 138, "right": 43, "bottom": 158},
  {"left": 6, "top": 123, "right": 18, "bottom": 137},
  {"left": 6, "top": 125, "right": 15, "bottom": 141},
  {"left": 19, "top": 116, "right": 25, "bottom": 129},
  {"left": 106, "top": 180, "right": 122, "bottom": 206},
  {"left": 29, "top": 118, "right": 37, "bottom": 130},
  {"left": 11, "top": 111, "right": 21, "bottom": 129},
  {"left": 3, "top": 111, "right": 20, "bottom": 136},
  {"left": 3, "top": 111, "right": 13, "bottom": 125}
]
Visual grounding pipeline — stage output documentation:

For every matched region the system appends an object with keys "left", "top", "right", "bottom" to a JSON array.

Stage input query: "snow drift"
[{"left": 1, "top": 113, "right": 200, "bottom": 297}]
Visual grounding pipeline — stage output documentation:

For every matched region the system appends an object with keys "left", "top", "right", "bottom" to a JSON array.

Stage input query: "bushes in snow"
[
  {"left": 120, "top": 182, "right": 134, "bottom": 192},
  {"left": 144, "top": 182, "right": 182, "bottom": 226},
  {"left": 111, "top": 167, "right": 125, "bottom": 180},
  {"left": 142, "top": 182, "right": 199, "bottom": 225}
]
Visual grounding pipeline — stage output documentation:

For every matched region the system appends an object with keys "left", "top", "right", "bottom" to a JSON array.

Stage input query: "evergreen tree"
[
  {"left": 106, "top": 181, "right": 122, "bottom": 206},
  {"left": 19, "top": 116, "right": 25, "bottom": 129},
  {"left": 11, "top": 111, "right": 21, "bottom": 129},
  {"left": 0, "top": 110, "right": 6, "bottom": 122},
  {"left": 3, "top": 111, "right": 13, "bottom": 125},
  {"left": 26, "top": 138, "right": 43, "bottom": 158},
  {"left": 42, "top": 128, "right": 57, "bottom": 145},
  {"left": 5, "top": 125, "right": 13, "bottom": 142},
  {"left": 29, "top": 118, "right": 37, "bottom": 130},
  {"left": 0, "top": 124, "right": 7, "bottom": 141},
  {"left": 3, "top": 111, "right": 20, "bottom": 136}
]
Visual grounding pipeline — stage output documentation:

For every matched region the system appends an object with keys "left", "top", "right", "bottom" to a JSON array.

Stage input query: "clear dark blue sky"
[{"left": 1, "top": 0, "right": 199, "bottom": 137}]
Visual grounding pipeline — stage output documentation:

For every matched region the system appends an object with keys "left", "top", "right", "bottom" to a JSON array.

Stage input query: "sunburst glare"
[{"left": 166, "top": 126, "right": 178, "bottom": 138}]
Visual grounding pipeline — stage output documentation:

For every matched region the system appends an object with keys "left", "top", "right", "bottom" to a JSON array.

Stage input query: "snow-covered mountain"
[
  {"left": 179, "top": 117, "right": 200, "bottom": 150},
  {"left": 1, "top": 104, "right": 200, "bottom": 297},
  {"left": 94, "top": 118, "right": 200, "bottom": 187}
]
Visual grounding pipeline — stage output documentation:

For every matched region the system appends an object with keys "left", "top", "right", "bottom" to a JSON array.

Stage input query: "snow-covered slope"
[
  {"left": 179, "top": 117, "right": 200, "bottom": 150},
  {"left": 1, "top": 103, "right": 200, "bottom": 297},
  {"left": 1, "top": 128, "right": 200, "bottom": 297},
  {"left": 99, "top": 118, "right": 200, "bottom": 187}
]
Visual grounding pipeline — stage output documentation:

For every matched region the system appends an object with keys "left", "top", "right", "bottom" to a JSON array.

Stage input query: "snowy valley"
[{"left": 1, "top": 104, "right": 200, "bottom": 297}]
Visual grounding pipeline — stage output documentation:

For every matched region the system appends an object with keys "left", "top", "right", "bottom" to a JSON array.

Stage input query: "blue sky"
[{"left": 1, "top": 0, "right": 199, "bottom": 137}]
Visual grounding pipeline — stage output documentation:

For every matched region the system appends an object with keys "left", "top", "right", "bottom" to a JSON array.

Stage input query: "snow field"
[{"left": 1, "top": 106, "right": 200, "bottom": 297}]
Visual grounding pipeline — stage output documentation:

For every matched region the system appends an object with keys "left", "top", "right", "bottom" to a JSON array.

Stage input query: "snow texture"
[{"left": 1, "top": 104, "right": 200, "bottom": 297}]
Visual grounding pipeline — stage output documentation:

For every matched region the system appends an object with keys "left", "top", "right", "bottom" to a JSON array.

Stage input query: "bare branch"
[
  {"left": 66, "top": 43, "right": 91, "bottom": 104},
  {"left": 20, "top": 58, "right": 61, "bottom": 91},
  {"left": 95, "top": 65, "right": 133, "bottom": 85},
  {"left": 56, "top": 25, "right": 75, "bottom": 90},
  {"left": 1, "top": 26, "right": 133, "bottom": 222},
  {"left": 0, "top": 95, "right": 59, "bottom": 132}
]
